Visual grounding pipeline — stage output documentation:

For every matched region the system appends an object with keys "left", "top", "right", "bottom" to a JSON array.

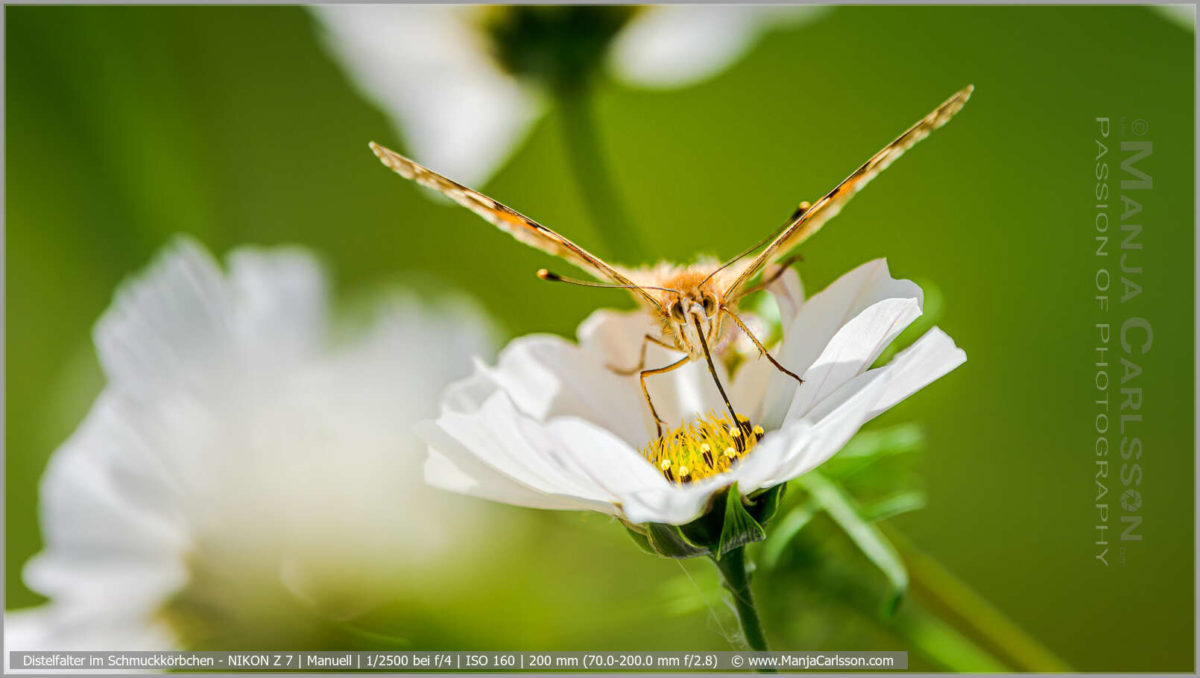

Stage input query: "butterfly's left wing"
[
  {"left": 720, "top": 85, "right": 974, "bottom": 302},
  {"left": 370, "top": 142, "right": 662, "bottom": 310}
]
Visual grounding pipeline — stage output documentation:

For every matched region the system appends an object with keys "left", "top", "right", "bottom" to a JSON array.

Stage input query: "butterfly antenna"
[
  {"left": 537, "top": 270, "right": 681, "bottom": 296},
  {"left": 699, "top": 201, "right": 811, "bottom": 288}
]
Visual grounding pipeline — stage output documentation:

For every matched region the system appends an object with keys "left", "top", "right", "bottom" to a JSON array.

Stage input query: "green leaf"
[
  {"left": 333, "top": 620, "right": 412, "bottom": 649},
  {"left": 798, "top": 472, "right": 908, "bottom": 616},
  {"left": 838, "top": 423, "right": 925, "bottom": 459},
  {"left": 822, "top": 424, "right": 925, "bottom": 483},
  {"left": 718, "top": 483, "right": 767, "bottom": 559},
  {"left": 859, "top": 490, "right": 927, "bottom": 523},
  {"left": 760, "top": 501, "right": 816, "bottom": 570}
]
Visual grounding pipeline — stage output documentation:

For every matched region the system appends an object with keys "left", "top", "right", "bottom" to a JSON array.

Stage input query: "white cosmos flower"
[
  {"left": 310, "top": 5, "right": 829, "bottom": 185},
  {"left": 418, "top": 259, "right": 965, "bottom": 527},
  {"left": 5, "top": 238, "right": 495, "bottom": 656}
]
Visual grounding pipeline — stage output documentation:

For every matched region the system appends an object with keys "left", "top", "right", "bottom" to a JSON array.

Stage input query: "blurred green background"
[{"left": 5, "top": 5, "right": 1193, "bottom": 671}]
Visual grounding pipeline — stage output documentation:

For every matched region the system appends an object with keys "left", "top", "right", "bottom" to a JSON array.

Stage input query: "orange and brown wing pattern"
[
  {"left": 370, "top": 142, "right": 659, "bottom": 307},
  {"left": 722, "top": 85, "right": 974, "bottom": 301}
]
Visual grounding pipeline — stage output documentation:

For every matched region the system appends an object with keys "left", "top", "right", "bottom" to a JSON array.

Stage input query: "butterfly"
[{"left": 371, "top": 85, "right": 973, "bottom": 438}]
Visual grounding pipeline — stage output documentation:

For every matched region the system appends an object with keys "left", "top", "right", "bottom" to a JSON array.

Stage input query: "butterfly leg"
[
  {"left": 610, "top": 334, "right": 677, "bottom": 375},
  {"left": 762, "top": 253, "right": 805, "bottom": 288},
  {"left": 691, "top": 316, "right": 742, "bottom": 427},
  {"left": 722, "top": 309, "right": 804, "bottom": 385},
  {"left": 640, "top": 356, "right": 690, "bottom": 437},
  {"left": 740, "top": 253, "right": 805, "bottom": 297}
]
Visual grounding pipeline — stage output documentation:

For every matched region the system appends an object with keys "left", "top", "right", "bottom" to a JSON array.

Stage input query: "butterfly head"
[{"left": 655, "top": 271, "right": 726, "bottom": 360}]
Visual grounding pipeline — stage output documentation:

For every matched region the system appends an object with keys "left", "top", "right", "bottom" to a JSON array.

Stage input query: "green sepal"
[
  {"left": 623, "top": 524, "right": 658, "bottom": 556},
  {"left": 630, "top": 484, "right": 783, "bottom": 560},
  {"left": 717, "top": 483, "right": 767, "bottom": 559},
  {"left": 747, "top": 483, "right": 787, "bottom": 524},
  {"left": 678, "top": 502, "right": 722, "bottom": 548},
  {"left": 646, "top": 522, "right": 712, "bottom": 559}
]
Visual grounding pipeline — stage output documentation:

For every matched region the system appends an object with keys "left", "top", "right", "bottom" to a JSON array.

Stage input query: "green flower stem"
[
  {"left": 553, "top": 82, "right": 644, "bottom": 263},
  {"left": 712, "top": 547, "right": 775, "bottom": 671}
]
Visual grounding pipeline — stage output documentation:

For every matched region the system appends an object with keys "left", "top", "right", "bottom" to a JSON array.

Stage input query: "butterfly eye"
[
  {"left": 702, "top": 294, "right": 717, "bottom": 316},
  {"left": 669, "top": 301, "right": 686, "bottom": 323}
]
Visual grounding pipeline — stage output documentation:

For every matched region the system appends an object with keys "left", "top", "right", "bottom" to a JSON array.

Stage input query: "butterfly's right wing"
[
  {"left": 720, "top": 85, "right": 974, "bottom": 302},
  {"left": 370, "top": 142, "right": 661, "bottom": 309}
]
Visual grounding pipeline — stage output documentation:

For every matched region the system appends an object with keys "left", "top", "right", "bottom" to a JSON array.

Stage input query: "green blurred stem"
[
  {"left": 712, "top": 548, "right": 774, "bottom": 671},
  {"left": 892, "top": 603, "right": 1007, "bottom": 672},
  {"left": 553, "top": 83, "right": 643, "bottom": 263},
  {"left": 887, "top": 528, "right": 1072, "bottom": 671}
]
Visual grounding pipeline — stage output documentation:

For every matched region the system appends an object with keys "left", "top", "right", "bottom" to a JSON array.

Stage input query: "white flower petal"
[
  {"left": 424, "top": 384, "right": 619, "bottom": 512},
  {"left": 421, "top": 419, "right": 605, "bottom": 514},
  {"left": 542, "top": 418, "right": 680, "bottom": 516},
  {"left": 94, "top": 238, "right": 329, "bottom": 402},
  {"left": 767, "top": 267, "right": 806, "bottom": 324},
  {"left": 733, "top": 417, "right": 815, "bottom": 491},
  {"left": 322, "top": 293, "right": 495, "bottom": 438},
  {"left": 577, "top": 308, "right": 658, "bottom": 369},
  {"left": 578, "top": 308, "right": 731, "bottom": 430},
  {"left": 227, "top": 247, "right": 328, "bottom": 364},
  {"left": 5, "top": 604, "right": 175, "bottom": 660},
  {"left": 311, "top": 5, "right": 538, "bottom": 185},
  {"left": 611, "top": 6, "right": 831, "bottom": 88},
  {"left": 1152, "top": 5, "right": 1195, "bottom": 32},
  {"left": 756, "top": 329, "right": 964, "bottom": 487},
  {"left": 759, "top": 369, "right": 895, "bottom": 487},
  {"left": 94, "top": 238, "right": 231, "bottom": 398},
  {"left": 728, "top": 354, "right": 774, "bottom": 423},
  {"left": 25, "top": 396, "right": 189, "bottom": 609},
  {"left": 865, "top": 327, "right": 966, "bottom": 419},
  {"left": 762, "top": 259, "right": 922, "bottom": 429},
  {"left": 647, "top": 356, "right": 734, "bottom": 428},
  {"left": 777, "top": 295, "right": 921, "bottom": 424},
  {"left": 481, "top": 332, "right": 648, "bottom": 445},
  {"left": 618, "top": 477, "right": 722, "bottom": 526}
]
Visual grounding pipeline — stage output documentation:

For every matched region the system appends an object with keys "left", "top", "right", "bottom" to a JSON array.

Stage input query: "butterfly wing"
[
  {"left": 370, "top": 142, "right": 661, "bottom": 308},
  {"left": 721, "top": 85, "right": 974, "bottom": 301}
]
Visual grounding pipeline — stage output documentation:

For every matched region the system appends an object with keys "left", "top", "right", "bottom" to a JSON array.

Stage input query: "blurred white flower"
[
  {"left": 5, "top": 238, "right": 496, "bottom": 656},
  {"left": 419, "top": 260, "right": 964, "bottom": 526},
  {"left": 1152, "top": 4, "right": 1195, "bottom": 32},
  {"left": 311, "top": 5, "right": 829, "bottom": 185}
]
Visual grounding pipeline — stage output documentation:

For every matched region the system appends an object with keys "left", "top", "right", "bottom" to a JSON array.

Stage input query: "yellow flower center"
[{"left": 640, "top": 411, "right": 766, "bottom": 485}]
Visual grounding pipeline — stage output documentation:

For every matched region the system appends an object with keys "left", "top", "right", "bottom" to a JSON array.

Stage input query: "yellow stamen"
[{"left": 641, "top": 410, "right": 767, "bottom": 485}]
